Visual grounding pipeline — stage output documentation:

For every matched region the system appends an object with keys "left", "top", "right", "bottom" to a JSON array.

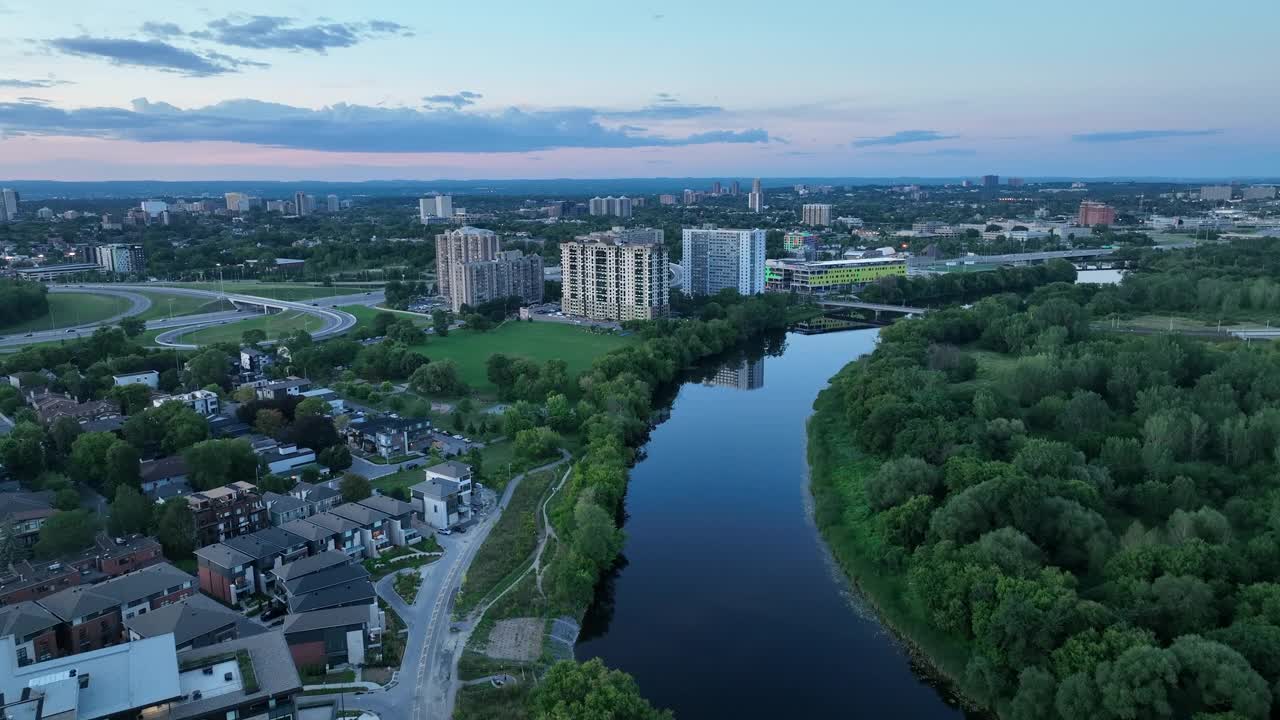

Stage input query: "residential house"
[
  {"left": 0, "top": 534, "right": 163, "bottom": 606},
  {"left": 250, "top": 436, "right": 316, "bottom": 475},
  {"left": 28, "top": 391, "right": 119, "bottom": 426},
  {"left": 221, "top": 527, "right": 310, "bottom": 593},
  {"left": 356, "top": 494, "right": 422, "bottom": 547},
  {"left": 300, "top": 512, "right": 366, "bottom": 559},
  {"left": 288, "top": 481, "right": 341, "bottom": 514},
  {"left": 345, "top": 416, "right": 432, "bottom": 459},
  {"left": 0, "top": 490, "right": 55, "bottom": 548},
  {"left": 263, "top": 491, "right": 311, "bottom": 526},
  {"left": 36, "top": 562, "right": 195, "bottom": 654},
  {"left": 194, "top": 543, "right": 255, "bottom": 606},
  {"left": 123, "top": 593, "right": 246, "bottom": 651},
  {"left": 239, "top": 346, "right": 274, "bottom": 374},
  {"left": 0, "top": 634, "right": 182, "bottom": 720},
  {"left": 0, "top": 601, "right": 63, "bottom": 666},
  {"left": 282, "top": 605, "right": 376, "bottom": 671},
  {"left": 411, "top": 461, "right": 474, "bottom": 530},
  {"left": 327, "top": 502, "right": 394, "bottom": 558},
  {"left": 278, "top": 518, "right": 339, "bottom": 555},
  {"left": 112, "top": 370, "right": 159, "bottom": 388},
  {"left": 153, "top": 389, "right": 220, "bottom": 417},
  {"left": 140, "top": 455, "right": 190, "bottom": 498},
  {"left": 298, "top": 387, "right": 344, "bottom": 413},
  {"left": 254, "top": 377, "right": 311, "bottom": 402},
  {"left": 187, "top": 481, "right": 269, "bottom": 547},
  {"left": 271, "top": 551, "right": 350, "bottom": 590},
  {"left": 278, "top": 563, "right": 375, "bottom": 614}
]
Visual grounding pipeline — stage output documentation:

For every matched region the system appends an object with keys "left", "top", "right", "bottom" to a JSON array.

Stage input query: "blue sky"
[{"left": 0, "top": 0, "right": 1276, "bottom": 180}]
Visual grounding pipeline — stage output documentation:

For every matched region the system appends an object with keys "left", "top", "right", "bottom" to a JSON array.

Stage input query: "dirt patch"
[
  {"left": 485, "top": 618, "right": 543, "bottom": 661},
  {"left": 362, "top": 667, "right": 394, "bottom": 685}
]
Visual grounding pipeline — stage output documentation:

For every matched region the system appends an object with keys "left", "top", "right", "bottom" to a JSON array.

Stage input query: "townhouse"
[{"left": 36, "top": 562, "right": 195, "bottom": 654}]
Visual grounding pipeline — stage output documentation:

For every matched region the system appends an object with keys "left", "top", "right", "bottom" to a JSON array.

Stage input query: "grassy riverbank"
[{"left": 806, "top": 364, "right": 977, "bottom": 706}]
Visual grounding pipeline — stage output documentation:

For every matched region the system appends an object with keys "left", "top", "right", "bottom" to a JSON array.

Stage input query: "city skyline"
[{"left": 1, "top": 1, "right": 1277, "bottom": 181}]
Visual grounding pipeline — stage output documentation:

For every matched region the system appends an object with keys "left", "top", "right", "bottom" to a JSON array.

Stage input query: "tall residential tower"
[
  {"left": 681, "top": 226, "right": 766, "bottom": 296},
  {"left": 560, "top": 228, "right": 669, "bottom": 321}
]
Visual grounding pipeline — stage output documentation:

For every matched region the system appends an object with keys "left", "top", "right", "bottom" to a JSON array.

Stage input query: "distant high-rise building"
[
  {"left": 659, "top": 194, "right": 677, "bottom": 205},
  {"left": 730, "top": 180, "right": 741, "bottom": 196},
  {"left": 435, "top": 226, "right": 544, "bottom": 312},
  {"left": 1200, "top": 185, "right": 1233, "bottom": 202},
  {"left": 1243, "top": 186, "right": 1277, "bottom": 201},
  {"left": 961, "top": 180, "right": 973, "bottom": 188},
  {"left": 982, "top": 175, "right": 999, "bottom": 188},
  {"left": 36, "top": 207, "right": 53, "bottom": 220},
  {"left": 783, "top": 231, "right": 819, "bottom": 256},
  {"left": 266, "top": 200, "right": 287, "bottom": 213},
  {"left": 711, "top": 181, "right": 722, "bottom": 195},
  {"left": 748, "top": 178, "right": 764, "bottom": 212},
  {"left": 682, "top": 189, "right": 698, "bottom": 205},
  {"left": 224, "top": 193, "right": 244, "bottom": 211},
  {"left": 681, "top": 226, "right": 766, "bottom": 296},
  {"left": 2, "top": 188, "right": 20, "bottom": 219},
  {"left": 801, "top": 204, "right": 832, "bottom": 227},
  {"left": 294, "top": 191, "right": 313, "bottom": 216},
  {"left": 140, "top": 199, "right": 167, "bottom": 216},
  {"left": 434, "top": 195, "right": 453, "bottom": 219},
  {"left": 1077, "top": 201, "right": 1117, "bottom": 227},
  {"left": 588, "top": 196, "right": 632, "bottom": 218},
  {"left": 589, "top": 197, "right": 607, "bottom": 216},
  {"left": 560, "top": 228, "right": 669, "bottom": 321},
  {"left": 96, "top": 243, "right": 146, "bottom": 274},
  {"left": 1007, "top": 177, "right": 1025, "bottom": 187},
  {"left": 326, "top": 194, "right": 340, "bottom": 213}
]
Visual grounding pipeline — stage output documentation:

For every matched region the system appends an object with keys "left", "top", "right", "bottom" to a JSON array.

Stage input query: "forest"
[
  {"left": 809, "top": 288, "right": 1280, "bottom": 719},
  {"left": 0, "top": 279, "right": 49, "bottom": 328}
]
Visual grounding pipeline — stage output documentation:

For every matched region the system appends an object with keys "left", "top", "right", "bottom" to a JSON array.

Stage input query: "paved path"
[{"left": 313, "top": 450, "right": 572, "bottom": 720}]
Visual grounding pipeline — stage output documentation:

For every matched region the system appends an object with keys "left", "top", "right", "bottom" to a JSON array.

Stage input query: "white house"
[
  {"left": 410, "top": 461, "right": 474, "bottom": 530},
  {"left": 152, "top": 389, "right": 220, "bottom": 417},
  {"left": 112, "top": 370, "right": 159, "bottom": 389}
]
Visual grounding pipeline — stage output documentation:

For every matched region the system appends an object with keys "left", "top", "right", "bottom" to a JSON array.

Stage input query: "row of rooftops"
[{"left": 0, "top": 533, "right": 162, "bottom": 604}]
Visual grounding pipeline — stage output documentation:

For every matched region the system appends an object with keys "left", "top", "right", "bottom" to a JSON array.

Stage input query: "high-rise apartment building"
[
  {"left": 224, "top": 193, "right": 244, "bottom": 211},
  {"left": 659, "top": 194, "right": 677, "bottom": 205},
  {"left": 560, "top": 228, "right": 669, "bottom": 322},
  {"left": 2, "top": 188, "right": 19, "bottom": 220},
  {"left": 96, "top": 244, "right": 146, "bottom": 274},
  {"left": 1243, "top": 186, "right": 1277, "bottom": 201},
  {"left": 730, "top": 180, "right": 741, "bottom": 196},
  {"left": 455, "top": 250, "right": 544, "bottom": 311},
  {"left": 711, "top": 181, "right": 722, "bottom": 195},
  {"left": 326, "top": 194, "right": 340, "bottom": 213},
  {"left": 682, "top": 189, "right": 698, "bottom": 205},
  {"left": 294, "top": 191, "right": 315, "bottom": 216},
  {"left": 747, "top": 178, "right": 763, "bottom": 212},
  {"left": 801, "top": 204, "right": 832, "bottom": 227},
  {"left": 1077, "top": 201, "right": 1117, "bottom": 227},
  {"left": 681, "top": 226, "right": 766, "bottom": 296},
  {"left": 433, "top": 195, "right": 454, "bottom": 219},
  {"left": 436, "top": 226, "right": 500, "bottom": 310},
  {"left": 1200, "top": 185, "right": 1233, "bottom": 202},
  {"left": 589, "top": 196, "right": 632, "bottom": 218},
  {"left": 982, "top": 175, "right": 999, "bottom": 188},
  {"left": 1007, "top": 177, "right": 1025, "bottom": 187}
]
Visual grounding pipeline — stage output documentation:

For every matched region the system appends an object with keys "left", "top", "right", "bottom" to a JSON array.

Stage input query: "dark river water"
[{"left": 575, "top": 329, "right": 968, "bottom": 719}]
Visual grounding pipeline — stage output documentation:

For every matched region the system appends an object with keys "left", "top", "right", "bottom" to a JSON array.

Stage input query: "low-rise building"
[
  {"left": 279, "top": 563, "right": 374, "bottom": 614},
  {"left": 36, "top": 563, "right": 195, "bottom": 655},
  {"left": 345, "top": 416, "right": 432, "bottom": 459},
  {"left": 263, "top": 491, "right": 311, "bottom": 526},
  {"left": 253, "top": 378, "right": 311, "bottom": 402},
  {"left": 288, "top": 481, "right": 342, "bottom": 515},
  {"left": 140, "top": 456, "right": 191, "bottom": 497},
  {"left": 356, "top": 494, "right": 422, "bottom": 547},
  {"left": 239, "top": 346, "right": 274, "bottom": 374},
  {"left": 301, "top": 512, "right": 366, "bottom": 559},
  {"left": 0, "top": 601, "right": 63, "bottom": 666},
  {"left": 153, "top": 389, "right": 220, "bottom": 417},
  {"left": 187, "top": 482, "right": 269, "bottom": 547},
  {"left": 764, "top": 257, "right": 907, "bottom": 294},
  {"left": 278, "top": 518, "right": 339, "bottom": 555},
  {"left": 221, "top": 527, "right": 310, "bottom": 593},
  {"left": 411, "top": 461, "right": 474, "bottom": 529},
  {"left": 194, "top": 543, "right": 255, "bottom": 606},
  {"left": 328, "top": 502, "right": 394, "bottom": 558},
  {"left": 272, "top": 551, "right": 350, "bottom": 589},
  {"left": 0, "top": 534, "right": 163, "bottom": 606},
  {"left": 112, "top": 370, "right": 159, "bottom": 389},
  {"left": 160, "top": 631, "right": 303, "bottom": 720},
  {"left": 0, "top": 490, "right": 55, "bottom": 548},
  {"left": 123, "top": 593, "right": 245, "bottom": 651},
  {"left": 282, "top": 605, "right": 376, "bottom": 672}
]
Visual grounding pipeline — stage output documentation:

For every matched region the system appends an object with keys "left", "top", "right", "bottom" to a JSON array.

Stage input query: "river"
[{"left": 576, "top": 329, "right": 971, "bottom": 719}]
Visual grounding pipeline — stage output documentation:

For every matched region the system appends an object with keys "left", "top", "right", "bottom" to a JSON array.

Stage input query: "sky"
[{"left": 0, "top": 0, "right": 1277, "bottom": 181}]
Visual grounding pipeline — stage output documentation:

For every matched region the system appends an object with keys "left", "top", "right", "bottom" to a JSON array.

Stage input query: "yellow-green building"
[{"left": 764, "top": 257, "right": 906, "bottom": 294}]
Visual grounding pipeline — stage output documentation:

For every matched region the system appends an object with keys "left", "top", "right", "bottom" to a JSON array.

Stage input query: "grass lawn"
[
  {"left": 456, "top": 468, "right": 557, "bottom": 616},
  {"left": 1111, "top": 314, "right": 1278, "bottom": 332},
  {"left": 179, "top": 311, "right": 326, "bottom": 345},
  {"left": 157, "top": 281, "right": 379, "bottom": 301},
  {"left": 408, "top": 322, "right": 634, "bottom": 393},
  {"left": 132, "top": 291, "right": 235, "bottom": 321},
  {"left": 339, "top": 304, "right": 430, "bottom": 331},
  {"left": 2, "top": 292, "right": 132, "bottom": 333}
]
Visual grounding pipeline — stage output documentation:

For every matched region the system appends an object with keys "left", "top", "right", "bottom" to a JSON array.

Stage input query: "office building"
[
  {"left": 783, "top": 231, "right": 820, "bottom": 256},
  {"left": 3, "top": 188, "right": 20, "bottom": 219},
  {"left": 1077, "top": 200, "right": 1117, "bottom": 227},
  {"left": 95, "top": 243, "right": 146, "bottom": 274},
  {"left": 982, "top": 175, "right": 999, "bottom": 188},
  {"left": 801, "top": 203, "right": 833, "bottom": 227},
  {"left": 1244, "top": 185, "right": 1277, "bottom": 201},
  {"left": 419, "top": 195, "right": 454, "bottom": 223},
  {"left": 748, "top": 178, "right": 764, "bottom": 212},
  {"left": 326, "top": 194, "right": 339, "bottom": 213},
  {"left": 560, "top": 228, "right": 669, "bottom": 322},
  {"left": 764, "top": 257, "right": 907, "bottom": 294},
  {"left": 1200, "top": 185, "right": 1233, "bottom": 202},
  {"left": 681, "top": 226, "right": 767, "bottom": 296}
]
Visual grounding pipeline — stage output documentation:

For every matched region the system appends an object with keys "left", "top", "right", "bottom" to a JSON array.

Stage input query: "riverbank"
[{"left": 805, "top": 363, "right": 985, "bottom": 716}]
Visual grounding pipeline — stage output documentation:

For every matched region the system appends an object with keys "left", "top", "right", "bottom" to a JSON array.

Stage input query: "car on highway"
[{"left": 65, "top": 328, "right": 76, "bottom": 333}]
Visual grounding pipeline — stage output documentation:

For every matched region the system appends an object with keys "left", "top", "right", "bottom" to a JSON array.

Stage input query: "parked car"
[{"left": 437, "top": 528, "right": 452, "bottom": 535}]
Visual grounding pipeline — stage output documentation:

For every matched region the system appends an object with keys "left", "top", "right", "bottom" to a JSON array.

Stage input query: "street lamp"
[{"left": 216, "top": 263, "right": 225, "bottom": 298}]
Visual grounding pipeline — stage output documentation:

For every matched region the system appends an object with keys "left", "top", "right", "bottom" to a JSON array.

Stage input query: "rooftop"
[
  {"left": 38, "top": 562, "right": 193, "bottom": 622},
  {"left": 272, "top": 551, "right": 350, "bottom": 585},
  {"left": 424, "top": 460, "right": 471, "bottom": 480},
  {"left": 222, "top": 527, "right": 306, "bottom": 561},
  {"left": 356, "top": 494, "right": 415, "bottom": 518},
  {"left": 328, "top": 502, "right": 390, "bottom": 528},
  {"left": 287, "top": 580, "right": 376, "bottom": 614},
  {"left": 123, "top": 594, "right": 241, "bottom": 647},
  {"left": 278, "top": 518, "right": 338, "bottom": 543},
  {"left": 281, "top": 563, "right": 370, "bottom": 599},
  {"left": 411, "top": 477, "right": 462, "bottom": 501},
  {"left": 303, "top": 511, "right": 360, "bottom": 534},
  {"left": 281, "top": 605, "right": 370, "bottom": 635},
  {"left": 165, "top": 632, "right": 301, "bottom": 720},
  {"left": 194, "top": 543, "right": 253, "bottom": 570},
  {"left": 0, "top": 601, "right": 62, "bottom": 642}
]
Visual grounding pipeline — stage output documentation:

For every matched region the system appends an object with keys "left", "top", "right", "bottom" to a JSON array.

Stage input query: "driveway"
[{"left": 351, "top": 455, "right": 426, "bottom": 480}]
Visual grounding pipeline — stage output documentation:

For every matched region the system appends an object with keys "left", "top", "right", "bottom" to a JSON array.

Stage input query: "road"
[
  {"left": 305, "top": 451, "right": 572, "bottom": 720},
  {"left": 0, "top": 285, "right": 384, "bottom": 351}
]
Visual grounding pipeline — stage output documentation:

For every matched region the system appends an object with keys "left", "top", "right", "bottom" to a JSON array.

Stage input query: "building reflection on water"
[{"left": 704, "top": 357, "right": 764, "bottom": 390}]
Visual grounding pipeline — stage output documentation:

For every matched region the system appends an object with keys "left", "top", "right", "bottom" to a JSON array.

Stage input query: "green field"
[
  {"left": 132, "top": 291, "right": 235, "bottom": 322},
  {"left": 179, "top": 311, "right": 327, "bottom": 345},
  {"left": 155, "top": 282, "right": 379, "bottom": 301},
  {"left": 339, "top": 304, "right": 430, "bottom": 331},
  {"left": 407, "top": 322, "right": 634, "bottom": 393},
  {"left": 1, "top": 292, "right": 132, "bottom": 334}
]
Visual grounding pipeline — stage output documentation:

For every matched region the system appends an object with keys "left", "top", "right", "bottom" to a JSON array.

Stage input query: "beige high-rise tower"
[
  {"left": 560, "top": 228, "right": 669, "bottom": 322},
  {"left": 436, "top": 226, "right": 500, "bottom": 310}
]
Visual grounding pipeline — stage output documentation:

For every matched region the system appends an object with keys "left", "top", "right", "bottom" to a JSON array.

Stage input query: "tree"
[
  {"left": 572, "top": 499, "right": 623, "bottom": 571},
  {"left": 318, "top": 444, "right": 352, "bottom": 471},
  {"left": 255, "top": 408, "right": 286, "bottom": 437},
  {"left": 515, "top": 427, "right": 559, "bottom": 462},
  {"left": 283, "top": 415, "right": 340, "bottom": 451},
  {"left": 0, "top": 421, "right": 47, "bottom": 481},
  {"left": 108, "top": 485, "right": 152, "bottom": 535},
  {"left": 47, "top": 416, "right": 83, "bottom": 459},
  {"left": 546, "top": 392, "right": 576, "bottom": 433},
  {"left": 117, "top": 316, "right": 145, "bottom": 337},
  {"left": 105, "top": 441, "right": 140, "bottom": 493},
  {"left": 432, "top": 310, "right": 449, "bottom": 337},
  {"left": 34, "top": 510, "right": 98, "bottom": 559},
  {"left": 295, "top": 397, "right": 328, "bottom": 419},
  {"left": 409, "top": 360, "right": 466, "bottom": 396},
  {"left": 340, "top": 472, "right": 371, "bottom": 503},
  {"left": 109, "top": 383, "right": 152, "bottom": 415},
  {"left": 241, "top": 328, "right": 267, "bottom": 345},
  {"left": 183, "top": 439, "right": 260, "bottom": 490},
  {"left": 156, "top": 497, "right": 195, "bottom": 559},
  {"left": 69, "top": 432, "right": 123, "bottom": 491},
  {"left": 531, "top": 659, "right": 672, "bottom": 720},
  {"left": 186, "top": 348, "right": 230, "bottom": 389}
]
